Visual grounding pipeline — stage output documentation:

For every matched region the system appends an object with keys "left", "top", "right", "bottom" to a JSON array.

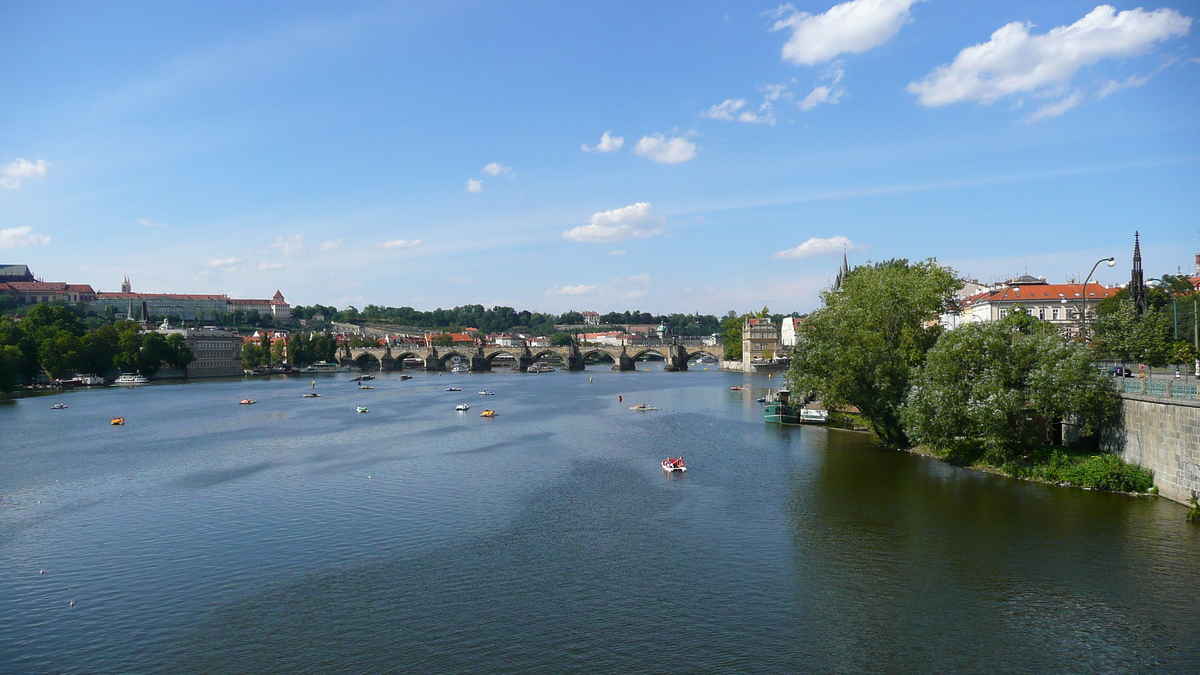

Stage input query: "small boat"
[
  {"left": 662, "top": 456, "right": 686, "bottom": 472},
  {"left": 799, "top": 409, "right": 830, "bottom": 424},
  {"left": 359, "top": 385, "right": 374, "bottom": 390},
  {"left": 477, "top": 390, "right": 494, "bottom": 396},
  {"left": 115, "top": 373, "right": 149, "bottom": 385},
  {"left": 629, "top": 403, "right": 658, "bottom": 411},
  {"left": 73, "top": 374, "right": 105, "bottom": 386},
  {"left": 302, "top": 392, "right": 321, "bottom": 398},
  {"left": 110, "top": 417, "right": 125, "bottom": 425},
  {"left": 399, "top": 375, "right": 413, "bottom": 381},
  {"left": 350, "top": 375, "right": 376, "bottom": 382},
  {"left": 730, "top": 385, "right": 745, "bottom": 391},
  {"left": 527, "top": 363, "right": 555, "bottom": 373},
  {"left": 51, "top": 402, "right": 68, "bottom": 410},
  {"left": 239, "top": 399, "right": 256, "bottom": 405},
  {"left": 446, "top": 387, "right": 462, "bottom": 392},
  {"left": 451, "top": 365, "right": 469, "bottom": 374},
  {"left": 480, "top": 409, "right": 498, "bottom": 417},
  {"left": 356, "top": 406, "right": 369, "bottom": 414},
  {"left": 455, "top": 403, "right": 470, "bottom": 411}
]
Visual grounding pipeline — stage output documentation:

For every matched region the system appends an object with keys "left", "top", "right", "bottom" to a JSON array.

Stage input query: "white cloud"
[
  {"left": 259, "top": 262, "right": 285, "bottom": 270},
  {"left": 319, "top": 239, "right": 342, "bottom": 250},
  {"left": 621, "top": 290, "right": 648, "bottom": 300},
  {"left": 704, "top": 99, "right": 747, "bottom": 121},
  {"left": 613, "top": 273, "right": 651, "bottom": 285},
  {"left": 1, "top": 158, "right": 51, "bottom": 189},
  {"left": 206, "top": 257, "right": 241, "bottom": 267},
  {"left": 562, "top": 202, "right": 667, "bottom": 243},
  {"left": 760, "top": 82, "right": 793, "bottom": 101},
  {"left": 582, "top": 131, "right": 625, "bottom": 152},
  {"left": 771, "top": 0, "right": 921, "bottom": 66},
  {"left": 269, "top": 234, "right": 304, "bottom": 256},
  {"left": 706, "top": 98, "right": 776, "bottom": 125},
  {"left": 1024, "top": 92, "right": 1085, "bottom": 123},
  {"left": 482, "top": 162, "right": 513, "bottom": 177},
  {"left": 772, "top": 235, "right": 863, "bottom": 260},
  {"left": 907, "top": 5, "right": 1192, "bottom": 114},
  {"left": 138, "top": 218, "right": 168, "bottom": 228},
  {"left": 466, "top": 178, "right": 483, "bottom": 193},
  {"left": 375, "top": 238, "right": 422, "bottom": 249},
  {"left": 0, "top": 226, "right": 51, "bottom": 249},
  {"left": 799, "top": 85, "right": 845, "bottom": 110},
  {"left": 633, "top": 134, "right": 697, "bottom": 164},
  {"left": 549, "top": 285, "right": 598, "bottom": 296},
  {"left": 611, "top": 249, "right": 627, "bottom": 255}
]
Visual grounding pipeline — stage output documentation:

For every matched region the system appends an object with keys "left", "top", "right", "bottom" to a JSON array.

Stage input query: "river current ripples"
[{"left": 1, "top": 369, "right": 1197, "bottom": 674}]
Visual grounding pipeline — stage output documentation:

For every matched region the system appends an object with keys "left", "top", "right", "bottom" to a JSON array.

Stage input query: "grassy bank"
[{"left": 920, "top": 441, "right": 1154, "bottom": 494}]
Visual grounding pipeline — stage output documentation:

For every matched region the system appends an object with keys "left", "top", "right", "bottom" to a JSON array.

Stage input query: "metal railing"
[{"left": 1116, "top": 377, "right": 1199, "bottom": 400}]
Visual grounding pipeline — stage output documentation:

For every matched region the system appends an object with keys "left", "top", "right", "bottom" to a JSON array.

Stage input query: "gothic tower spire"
[{"left": 1131, "top": 231, "right": 1147, "bottom": 315}]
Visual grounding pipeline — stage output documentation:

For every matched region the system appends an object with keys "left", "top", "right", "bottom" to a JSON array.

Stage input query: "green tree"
[
  {"left": 0, "top": 344, "right": 22, "bottom": 397},
  {"left": 549, "top": 332, "right": 574, "bottom": 346},
  {"left": 137, "top": 332, "right": 170, "bottom": 377},
  {"left": 38, "top": 331, "right": 83, "bottom": 378},
  {"left": 270, "top": 336, "right": 287, "bottom": 364},
  {"left": 165, "top": 333, "right": 195, "bottom": 370},
  {"left": 720, "top": 311, "right": 743, "bottom": 361},
  {"left": 242, "top": 342, "right": 266, "bottom": 368},
  {"left": 431, "top": 334, "right": 453, "bottom": 347},
  {"left": 788, "top": 259, "right": 961, "bottom": 448},
  {"left": 260, "top": 332, "right": 272, "bottom": 364},
  {"left": 903, "top": 318, "right": 1118, "bottom": 459}
]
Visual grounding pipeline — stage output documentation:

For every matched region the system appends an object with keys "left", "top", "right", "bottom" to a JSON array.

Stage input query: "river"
[{"left": 1, "top": 369, "right": 1197, "bottom": 674}]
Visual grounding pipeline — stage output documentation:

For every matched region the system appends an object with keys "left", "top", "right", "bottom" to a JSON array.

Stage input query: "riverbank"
[{"left": 909, "top": 442, "right": 1156, "bottom": 495}]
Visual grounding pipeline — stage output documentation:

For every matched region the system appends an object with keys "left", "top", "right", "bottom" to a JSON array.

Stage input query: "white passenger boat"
[
  {"left": 662, "top": 456, "right": 686, "bottom": 472},
  {"left": 527, "top": 363, "right": 555, "bottom": 373},
  {"left": 455, "top": 403, "right": 470, "bottom": 411},
  {"left": 114, "top": 373, "right": 149, "bottom": 385}
]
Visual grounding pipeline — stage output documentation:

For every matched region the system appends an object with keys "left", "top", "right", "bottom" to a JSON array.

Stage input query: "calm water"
[{"left": 1, "top": 369, "right": 1197, "bottom": 674}]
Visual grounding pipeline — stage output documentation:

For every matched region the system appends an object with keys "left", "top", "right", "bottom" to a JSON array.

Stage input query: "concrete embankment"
[{"left": 1104, "top": 393, "right": 1200, "bottom": 506}]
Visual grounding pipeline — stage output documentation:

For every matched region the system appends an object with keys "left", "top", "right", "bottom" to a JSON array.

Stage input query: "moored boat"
[
  {"left": 356, "top": 406, "right": 369, "bottom": 413},
  {"left": 629, "top": 403, "right": 658, "bottom": 411},
  {"left": 527, "top": 363, "right": 555, "bottom": 373},
  {"left": 477, "top": 390, "right": 494, "bottom": 396},
  {"left": 446, "top": 387, "right": 462, "bottom": 391},
  {"left": 455, "top": 403, "right": 470, "bottom": 411},
  {"left": 302, "top": 392, "right": 321, "bottom": 398}
]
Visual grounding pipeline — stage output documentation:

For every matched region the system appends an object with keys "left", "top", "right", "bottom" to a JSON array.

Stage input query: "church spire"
[
  {"left": 1131, "top": 231, "right": 1147, "bottom": 315},
  {"left": 834, "top": 249, "right": 850, "bottom": 291}
]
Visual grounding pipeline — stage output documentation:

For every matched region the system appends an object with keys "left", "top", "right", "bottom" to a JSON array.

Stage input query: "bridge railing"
[{"left": 1114, "top": 377, "right": 1199, "bottom": 401}]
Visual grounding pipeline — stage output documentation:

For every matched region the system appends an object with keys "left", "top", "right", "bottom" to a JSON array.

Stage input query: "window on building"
[
  {"left": 999, "top": 310, "right": 1008, "bottom": 319},
  {"left": 1052, "top": 308, "right": 1059, "bottom": 320},
  {"left": 1038, "top": 308, "right": 1045, "bottom": 320}
]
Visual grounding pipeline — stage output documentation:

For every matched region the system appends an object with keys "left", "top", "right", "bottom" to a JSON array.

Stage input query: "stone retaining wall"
[{"left": 1104, "top": 393, "right": 1200, "bottom": 505}]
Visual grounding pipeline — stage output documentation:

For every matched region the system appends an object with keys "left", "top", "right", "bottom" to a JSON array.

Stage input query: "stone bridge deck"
[{"left": 338, "top": 343, "right": 722, "bottom": 372}]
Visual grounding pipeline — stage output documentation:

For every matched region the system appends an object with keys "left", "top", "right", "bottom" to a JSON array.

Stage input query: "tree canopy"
[{"left": 787, "top": 259, "right": 961, "bottom": 448}]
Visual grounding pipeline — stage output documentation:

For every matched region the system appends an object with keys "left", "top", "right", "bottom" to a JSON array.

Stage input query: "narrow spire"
[{"left": 1131, "top": 231, "right": 1147, "bottom": 315}]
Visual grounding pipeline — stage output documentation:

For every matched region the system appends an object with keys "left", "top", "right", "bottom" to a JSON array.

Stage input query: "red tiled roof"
[
  {"left": 6, "top": 281, "right": 95, "bottom": 293},
  {"left": 965, "top": 283, "right": 1120, "bottom": 305},
  {"left": 97, "top": 292, "right": 228, "bottom": 300}
]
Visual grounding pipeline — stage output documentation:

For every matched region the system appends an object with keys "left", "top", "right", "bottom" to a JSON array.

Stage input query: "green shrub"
[{"left": 1028, "top": 451, "right": 1153, "bottom": 493}]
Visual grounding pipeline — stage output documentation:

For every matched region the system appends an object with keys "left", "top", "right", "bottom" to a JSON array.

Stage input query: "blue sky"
[{"left": 2, "top": 0, "right": 1198, "bottom": 314}]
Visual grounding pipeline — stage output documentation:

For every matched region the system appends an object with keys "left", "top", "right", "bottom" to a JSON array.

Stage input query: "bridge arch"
[
  {"left": 438, "top": 350, "right": 472, "bottom": 366},
  {"left": 581, "top": 349, "right": 616, "bottom": 364},
  {"left": 630, "top": 348, "right": 667, "bottom": 361},
  {"left": 352, "top": 352, "right": 381, "bottom": 370},
  {"left": 484, "top": 349, "right": 520, "bottom": 365}
]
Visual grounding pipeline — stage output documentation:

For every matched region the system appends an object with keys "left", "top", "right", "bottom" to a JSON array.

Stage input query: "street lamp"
[{"left": 1080, "top": 257, "right": 1116, "bottom": 341}]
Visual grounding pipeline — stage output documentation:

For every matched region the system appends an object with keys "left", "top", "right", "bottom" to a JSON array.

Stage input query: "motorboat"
[
  {"left": 51, "top": 402, "right": 68, "bottom": 410},
  {"left": 356, "top": 406, "right": 369, "bottom": 414},
  {"left": 451, "top": 365, "right": 469, "bottom": 374},
  {"left": 799, "top": 409, "right": 830, "bottom": 424},
  {"left": 527, "top": 363, "right": 555, "bottom": 373},
  {"left": 350, "top": 375, "right": 376, "bottom": 382},
  {"left": 662, "top": 456, "right": 686, "bottom": 472},
  {"left": 110, "top": 417, "right": 125, "bottom": 425},
  {"left": 477, "top": 390, "right": 495, "bottom": 396},
  {"left": 480, "top": 409, "right": 498, "bottom": 418},
  {"left": 239, "top": 399, "right": 256, "bottom": 405},
  {"left": 302, "top": 392, "right": 321, "bottom": 398},
  {"left": 730, "top": 385, "right": 745, "bottom": 391},
  {"left": 446, "top": 387, "right": 462, "bottom": 391},
  {"left": 115, "top": 373, "right": 149, "bottom": 385},
  {"left": 359, "top": 385, "right": 374, "bottom": 390},
  {"left": 399, "top": 375, "right": 413, "bottom": 380},
  {"left": 629, "top": 403, "right": 658, "bottom": 411},
  {"left": 455, "top": 403, "right": 470, "bottom": 411}
]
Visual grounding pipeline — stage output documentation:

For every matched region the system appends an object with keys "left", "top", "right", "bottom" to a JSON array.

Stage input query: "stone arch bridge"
[{"left": 338, "top": 343, "right": 722, "bottom": 372}]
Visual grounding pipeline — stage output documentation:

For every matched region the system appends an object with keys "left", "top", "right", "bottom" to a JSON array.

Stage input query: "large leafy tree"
[
  {"left": 0, "top": 345, "right": 22, "bottom": 397},
  {"left": 903, "top": 314, "right": 1118, "bottom": 459},
  {"left": 788, "top": 259, "right": 960, "bottom": 448}
]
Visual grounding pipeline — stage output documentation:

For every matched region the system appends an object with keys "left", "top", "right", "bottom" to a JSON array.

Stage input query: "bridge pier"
[
  {"left": 566, "top": 345, "right": 586, "bottom": 371},
  {"left": 470, "top": 348, "right": 491, "bottom": 372},
  {"left": 424, "top": 348, "right": 444, "bottom": 372},
  {"left": 617, "top": 346, "right": 636, "bottom": 371},
  {"left": 665, "top": 344, "right": 689, "bottom": 372},
  {"left": 517, "top": 346, "right": 534, "bottom": 373}
]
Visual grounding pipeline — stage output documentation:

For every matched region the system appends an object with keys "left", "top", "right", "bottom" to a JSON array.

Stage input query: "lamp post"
[{"left": 1080, "top": 257, "right": 1116, "bottom": 342}]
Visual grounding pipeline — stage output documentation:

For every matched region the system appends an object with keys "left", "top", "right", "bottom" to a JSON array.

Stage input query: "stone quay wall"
[{"left": 1103, "top": 393, "right": 1200, "bottom": 505}]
